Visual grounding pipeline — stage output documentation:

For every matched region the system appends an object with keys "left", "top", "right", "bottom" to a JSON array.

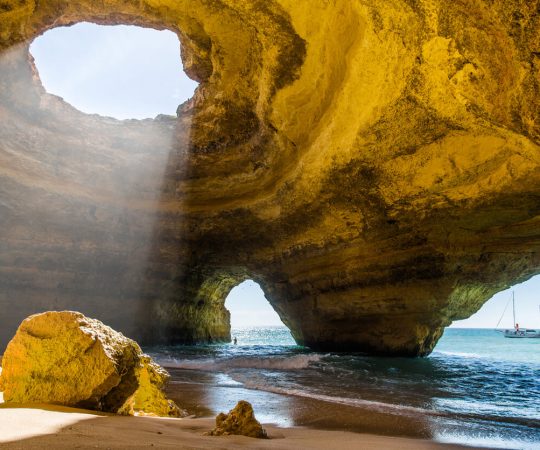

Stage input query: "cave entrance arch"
[
  {"left": 29, "top": 22, "right": 198, "bottom": 120},
  {"left": 449, "top": 275, "right": 540, "bottom": 330},
  {"left": 434, "top": 275, "right": 540, "bottom": 356},
  {"left": 224, "top": 280, "right": 295, "bottom": 346}
]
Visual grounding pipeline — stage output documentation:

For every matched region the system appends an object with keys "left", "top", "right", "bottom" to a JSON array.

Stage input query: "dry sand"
[{"left": 0, "top": 393, "right": 474, "bottom": 450}]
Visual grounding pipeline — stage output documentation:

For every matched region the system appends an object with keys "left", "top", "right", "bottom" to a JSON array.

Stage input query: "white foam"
[
  {"left": 434, "top": 351, "right": 483, "bottom": 359},
  {"left": 161, "top": 353, "right": 449, "bottom": 418},
  {"left": 161, "top": 353, "right": 323, "bottom": 371},
  {"left": 435, "top": 432, "right": 540, "bottom": 450},
  {"left": 234, "top": 376, "right": 442, "bottom": 418}
]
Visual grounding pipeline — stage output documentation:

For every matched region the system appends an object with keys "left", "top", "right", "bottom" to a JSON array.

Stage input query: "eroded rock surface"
[
  {"left": 0, "top": 1, "right": 539, "bottom": 355},
  {"left": 0, "top": 311, "right": 183, "bottom": 417},
  {"left": 207, "top": 400, "right": 267, "bottom": 439}
]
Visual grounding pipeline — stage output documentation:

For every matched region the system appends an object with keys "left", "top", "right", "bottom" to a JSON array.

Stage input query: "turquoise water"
[
  {"left": 435, "top": 328, "right": 540, "bottom": 364},
  {"left": 149, "top": 327, "right": 540, "bottom": 449},
  {"left": 230, "top": 326, "right": 296, "bottom": 346}
]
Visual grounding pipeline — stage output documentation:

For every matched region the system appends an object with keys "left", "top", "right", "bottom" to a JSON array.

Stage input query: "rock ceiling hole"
[{"left": 30, "top": 22, "right": 198, "bottom": 120}]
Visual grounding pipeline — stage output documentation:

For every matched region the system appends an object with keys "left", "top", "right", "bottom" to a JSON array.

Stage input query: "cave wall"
[{"left": 0, "top": 0, "right": 539, "bottom": 355}]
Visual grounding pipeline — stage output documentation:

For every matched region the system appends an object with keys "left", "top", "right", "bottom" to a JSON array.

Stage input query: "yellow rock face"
[
  {"left": 0, "top": 1, "right": 539, "bottom": 355},
  {"left": 0, "top": 311, "right": 183, "bottom": 417},
  {"left": 207, "top": 400, "right": 267, "bottom": 439}
]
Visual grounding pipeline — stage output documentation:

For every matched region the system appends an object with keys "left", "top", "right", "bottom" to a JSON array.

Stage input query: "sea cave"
[{"left": 0, "top": 0, "right": 539, "bottom": 358}]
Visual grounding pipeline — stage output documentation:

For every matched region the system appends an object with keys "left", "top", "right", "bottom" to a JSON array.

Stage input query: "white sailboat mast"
[{"left": 512, "top": 291, "right": 516, "bottom": 327}]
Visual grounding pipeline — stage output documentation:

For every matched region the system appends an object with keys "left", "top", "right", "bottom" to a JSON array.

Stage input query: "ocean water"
[{"left": 149, "top": 327, "right": 540, "bottom": 449}]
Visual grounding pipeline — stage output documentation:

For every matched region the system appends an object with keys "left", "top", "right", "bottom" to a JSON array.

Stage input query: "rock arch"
[{"left": 0, "top": 0, "right": 539, "bottom": 355}]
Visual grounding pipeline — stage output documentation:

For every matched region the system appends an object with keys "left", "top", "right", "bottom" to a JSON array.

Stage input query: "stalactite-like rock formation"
[{"left": 0, "top": 0, "right": 539, "bottom": 356}]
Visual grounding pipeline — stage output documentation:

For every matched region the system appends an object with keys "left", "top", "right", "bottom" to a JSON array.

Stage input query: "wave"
[
  {"left": 233, "top": 376, "right": 440, "bottom": 418},
  {"left": 160, "top": 353, "right": 323, "bottom": 371},
  {"left": 433, "top": 351, "right": 483, "bottom": 359},
  {"left": 231, "top": 377, "right": 540, "bottom": 428}
]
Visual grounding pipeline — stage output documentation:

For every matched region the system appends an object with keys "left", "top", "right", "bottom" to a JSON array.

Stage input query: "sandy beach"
[
  {"left": 0, "top": 390, "right": 476, "bottom": 449},
  {"left": 0, "top": 402, "right": 472, "bottom": 449}
]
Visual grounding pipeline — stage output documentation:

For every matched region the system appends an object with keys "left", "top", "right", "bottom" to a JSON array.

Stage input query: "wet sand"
[
  {"left": 1, "top": 334, "right": 536, "bottom": 448},
  {"left": 0, "top": 401, "right": 472, "bottom": 449},
  {"left": 165, "top": 376, "right": 436, "bottom": 439},
  {"left": 0, "top": 365, "right": 476, "bottom": 449}
]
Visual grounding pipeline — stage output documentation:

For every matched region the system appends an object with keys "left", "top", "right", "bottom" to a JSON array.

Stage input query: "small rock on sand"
[{"left": 206, "top": 400, "right": 268, "bottom": 439}]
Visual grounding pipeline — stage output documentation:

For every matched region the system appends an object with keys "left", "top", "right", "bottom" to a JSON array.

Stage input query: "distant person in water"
[{"left": 233, "top": 337, "right": 238, "bottom": 345}]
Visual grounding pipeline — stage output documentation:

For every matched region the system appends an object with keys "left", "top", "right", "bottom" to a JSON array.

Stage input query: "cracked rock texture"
[
  {"left": 0, "top": 311, "right": 183, "bottom": 417},
  {"left": 0, "top": 0, "right": 539, "bottom": 356}
]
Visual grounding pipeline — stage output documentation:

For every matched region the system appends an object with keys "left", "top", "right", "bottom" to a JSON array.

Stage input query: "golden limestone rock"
[
  {"left": 0, "top": 311, "right": 183, "bottom": 417},
  {"left": 0, "top": 1, "right": 539, "bottom": 356},
  {"left": 207, "top": 400, "right": 268, "bottom": 439}
]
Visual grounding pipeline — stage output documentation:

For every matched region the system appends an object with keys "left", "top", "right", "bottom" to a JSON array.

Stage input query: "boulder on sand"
[
  {"left": 207, "top": 400, "right": 267, "bottom": 439},
  {"left": 0, "top": 311, "right": 183, "bottom": 417}
]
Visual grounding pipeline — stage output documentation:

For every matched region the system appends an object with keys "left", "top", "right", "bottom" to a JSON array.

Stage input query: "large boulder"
[
  {"left": 0, "top": 311, "right": 183, "bottom": 417},
  {"left": 207, "top": 400, "right": 267, "bottom": 439}
]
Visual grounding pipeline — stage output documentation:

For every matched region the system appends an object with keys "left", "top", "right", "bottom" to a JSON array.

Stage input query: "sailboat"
[{"left": 498, "top": 291, "right": 540, "bottom": 338}]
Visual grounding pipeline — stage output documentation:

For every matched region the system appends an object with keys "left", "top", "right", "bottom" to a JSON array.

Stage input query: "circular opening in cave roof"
[{"left": 30, "top": 22, "right": 198, "bottom": 120}]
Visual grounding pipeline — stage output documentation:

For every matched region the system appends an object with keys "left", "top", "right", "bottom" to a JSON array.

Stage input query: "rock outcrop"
[
  {"left": 0, "top": 311, "right": 183, "bottom": 417},
  {"left": 0, "top": 1, "right": 539, "bottom": 356},
  {"left": 207, "top": 401, "right": 267, "bottom": 439}
]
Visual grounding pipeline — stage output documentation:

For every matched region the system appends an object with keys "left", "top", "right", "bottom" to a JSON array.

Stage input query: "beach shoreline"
[
  {"left": 0, "top": 374, "right": 475, "bottom": 450},
  {"left": 3, "top": 329, "right": 540, "bottom": 450},
  {"left": 3, "top": 333, "right": 538, "bottom": 450},
  {"left": 0, "top": 395, "right": 474, "bottom": 449},
  {"left": 164, "top": 375, "right": 440, "bottom": 439}
]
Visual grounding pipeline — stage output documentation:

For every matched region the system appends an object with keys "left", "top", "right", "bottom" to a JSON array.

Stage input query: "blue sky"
[
  {"left": 225, "top": 280, "right": 285, "bottom": 327},
  {"left": 450, "top": 276, "right": 540, "bottom": 329},
  {"left": 30, "top": 22, "right": 197, "bottom": 119},
  {"left": 30, "top": 23, "right": 540, "bottom": 329}
]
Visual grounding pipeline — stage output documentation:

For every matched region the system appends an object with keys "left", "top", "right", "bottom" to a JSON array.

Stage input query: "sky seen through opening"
[{"left": 30, "top": 22, "right": 198, "bottom": 120}]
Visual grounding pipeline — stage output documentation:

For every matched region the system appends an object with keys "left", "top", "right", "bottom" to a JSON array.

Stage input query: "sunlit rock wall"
[{"left": 0, "top": 0, "right": 539, "bottom": 355}]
